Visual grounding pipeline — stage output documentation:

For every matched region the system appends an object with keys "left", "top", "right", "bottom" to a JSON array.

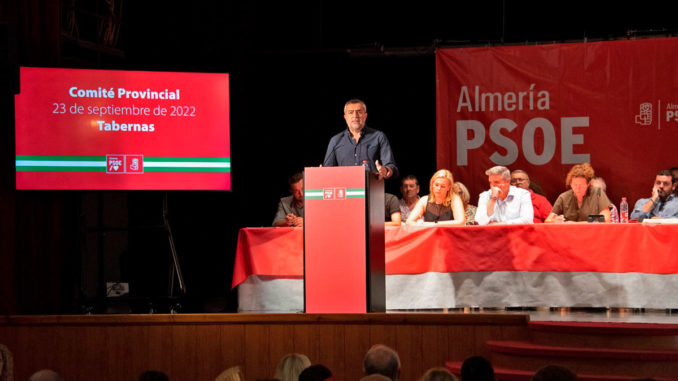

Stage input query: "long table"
[{"left": 233, "top": 224, "right": 678, "bottom": 311}]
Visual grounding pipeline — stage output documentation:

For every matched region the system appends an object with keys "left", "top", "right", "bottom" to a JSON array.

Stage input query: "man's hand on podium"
[{"left": 375, "top": 160, "right": 392, "bottom": 180}]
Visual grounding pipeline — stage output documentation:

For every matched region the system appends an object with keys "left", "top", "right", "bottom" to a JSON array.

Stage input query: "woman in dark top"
[{"left": 405, "top": 169, "right": 466, "bottom": 226}]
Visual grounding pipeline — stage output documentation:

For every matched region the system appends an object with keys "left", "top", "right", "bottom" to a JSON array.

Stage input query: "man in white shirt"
[{"left": 475, "top": 166, "right": 533, "bottom": 225}]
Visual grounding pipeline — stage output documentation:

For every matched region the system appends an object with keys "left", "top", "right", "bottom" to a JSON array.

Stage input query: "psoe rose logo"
[
  {"left": 635, "top": 102, "right": 652, "bottom": 126},
  {"left": 107, "top": 156, "right": 124, "bottom": 173},
  {"left": 323, "top": 188, "right": 335, "bottom": 200}
]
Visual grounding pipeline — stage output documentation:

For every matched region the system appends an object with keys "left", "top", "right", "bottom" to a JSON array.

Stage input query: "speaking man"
[{"left": 323, "top": 99, "right": 398, "bottom": 180}]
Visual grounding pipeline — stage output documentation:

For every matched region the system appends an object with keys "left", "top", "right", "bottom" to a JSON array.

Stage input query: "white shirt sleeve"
[
  {"left": 505, "top": 188, "right": 534, "bottom": 224},
  {"left": 475, "top": 190, "right": 492, "bottom": 226}
]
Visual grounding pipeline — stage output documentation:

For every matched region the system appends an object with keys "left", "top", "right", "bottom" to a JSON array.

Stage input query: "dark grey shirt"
[
  {"left": 385, "top": 193, "right": 401, "bottom": 222},
  {"left": 272, "top": 195, "right": 304, "bottom": 226},
  {"left": 322, "top": 126, "right": 398, "bottom": 177}
]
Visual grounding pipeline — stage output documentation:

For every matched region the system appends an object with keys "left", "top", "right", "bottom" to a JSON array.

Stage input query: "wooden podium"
[{"left": 303, "top": 166, "right": 385, "bottom": 313}]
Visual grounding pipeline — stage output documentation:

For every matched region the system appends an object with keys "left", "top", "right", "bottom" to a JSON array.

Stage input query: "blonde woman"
[
  {"left": 406, "top": 169, "right": 465, "bottom": 226},
  {"left": 274, "top": 353, "right": 311, "bottom": 381}
]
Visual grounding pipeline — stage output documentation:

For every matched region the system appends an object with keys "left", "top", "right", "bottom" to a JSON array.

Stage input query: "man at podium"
[{"left": 322, "top": 99, "right": 398, "bottom": 180}]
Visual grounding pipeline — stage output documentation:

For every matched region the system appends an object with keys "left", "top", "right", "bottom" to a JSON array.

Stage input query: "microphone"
[{"left": 322, "top": 138, "right": 342, "bottom": 167}]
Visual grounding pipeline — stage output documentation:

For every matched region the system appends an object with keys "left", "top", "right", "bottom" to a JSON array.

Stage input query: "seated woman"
[
  {"left": 453, "top": 181, "right": 477, "bottom": 225},
  {"left": 405, "top": 169, "right": 466, "bottom": 226},
  {"left": 545, "top": 163, "right": 611, "bottom": 223}
]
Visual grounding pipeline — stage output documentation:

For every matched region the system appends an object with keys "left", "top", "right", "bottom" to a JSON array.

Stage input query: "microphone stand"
[{"left": 163, "top": 192, "right": 186, "bottom": 312}]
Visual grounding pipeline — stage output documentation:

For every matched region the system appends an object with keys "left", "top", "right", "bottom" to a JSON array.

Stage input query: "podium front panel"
[{"left": 304, "top": 166, "right": 368, "bottom": 313}]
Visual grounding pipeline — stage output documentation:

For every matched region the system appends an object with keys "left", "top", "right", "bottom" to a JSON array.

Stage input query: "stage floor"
[{"left": 388, "top": 307, "right": 678, "bottom": 324}]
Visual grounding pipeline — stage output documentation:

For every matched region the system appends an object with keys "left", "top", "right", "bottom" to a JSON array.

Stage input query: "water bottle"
[{"left": 620, "top": 197, "right": 629, "bottom": 223}]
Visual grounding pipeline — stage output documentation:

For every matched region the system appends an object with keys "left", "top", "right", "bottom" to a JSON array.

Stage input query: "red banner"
[{"left": 436, "top": 37, "right": 678, "bottom": 207}]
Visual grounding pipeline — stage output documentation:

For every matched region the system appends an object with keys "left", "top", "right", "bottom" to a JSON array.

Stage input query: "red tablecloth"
[{"left": 232, "top": 224, "right": 678, "bottom": 288}]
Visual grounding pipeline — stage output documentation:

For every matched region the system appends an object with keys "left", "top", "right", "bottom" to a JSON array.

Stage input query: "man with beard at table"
[{"left": 631, "top": 169, "right": 678, "bottom": 221}]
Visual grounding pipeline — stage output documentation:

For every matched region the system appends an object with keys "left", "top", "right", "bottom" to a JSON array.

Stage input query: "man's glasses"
[{"left": 510, "top": 177, "right": 527, "bottom": 184}]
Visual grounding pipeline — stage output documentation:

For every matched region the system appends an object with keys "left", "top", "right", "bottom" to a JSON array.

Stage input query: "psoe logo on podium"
[
  {"left": 322, "top": 187, "right": 347, "bottom": 200},
  {"left": 323, "top": 188, "right": 335, "bottom": 200},
  {"left": 334, "top": 187, "right": 346, "bottom": 200}
]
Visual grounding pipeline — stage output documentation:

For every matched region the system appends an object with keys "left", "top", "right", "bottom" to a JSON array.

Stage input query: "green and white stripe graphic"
[
  {"left": 144, "top": 157, "right": 230, "bottom": 172},
  {"left": 15, "top": 155, "right": 106, "bottom": 172},
  {"left": 15, "top": 155, "right": 230, "bottom": 173},
  {"left": 305, "top": 188, "right": 365, "bottom": 199}
]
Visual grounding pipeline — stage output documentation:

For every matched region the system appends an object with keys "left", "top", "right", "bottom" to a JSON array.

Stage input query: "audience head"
[
  {"left": 453, "top": 182, "right": 471, "bottom": 207},
  {"left": 288, "top": 172, "right": 304, "bottom": 202},
  {"left": 298, "top": 364, "right": 333, "bottom": 381},
  {"left": 420, "top": 367, "right": 458, "bottom": 381},
  {"left": 670, "top": 167, "right": 678, "bottom": 183},
  {"left": 363, "top": 344, "right": 401, "bottom": 381},
  {"left": 485, "top": 166, "right": 511, "bottom": 199},
  {"left": 0, "top": 344, "right": 13, "bottom": 381},
  {"left": 654, "top": 169, "right": 676, "bottom": 199},
  {"left": 27, "top": 370, "right": 65, "bottom": 381},
  {"left": 275, "top": 353, "right": 311, "bottom": 381},
  {"left": 590, "top": 176, "right": 607, "bottom": 192},
  {"left": 401, "top": 175, "right": 420, "bottom": 200},
  {"left": 460, "top": 356, "right": 494, "bottom": 381},
  {"left": 428, "top": 169, "right": 456, "bottom": 206},
  {"left": 510, "top": 170, "right": 531, "bottom": 190},
  {"left": 531, "top": 365, "right": 577, "bottom": 381},
  {"left": 565, "top": 163, "right": 595, "bottom": 199},
  {"left": 138, "top": 370, "right": 169, "bottom": 381}
]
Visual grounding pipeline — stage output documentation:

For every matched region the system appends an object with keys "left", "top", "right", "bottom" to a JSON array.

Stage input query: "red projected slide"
[{"left": 15, "top": 67, "right": 230, "bottom": 190}]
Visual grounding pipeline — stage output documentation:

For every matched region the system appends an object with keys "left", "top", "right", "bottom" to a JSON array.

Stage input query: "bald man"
[
  {"left": 361, "top": 344, "right": 401, "bottom": 381},
  {"left": 28, "top": 369, "right": 64, "bottom": 381}
]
